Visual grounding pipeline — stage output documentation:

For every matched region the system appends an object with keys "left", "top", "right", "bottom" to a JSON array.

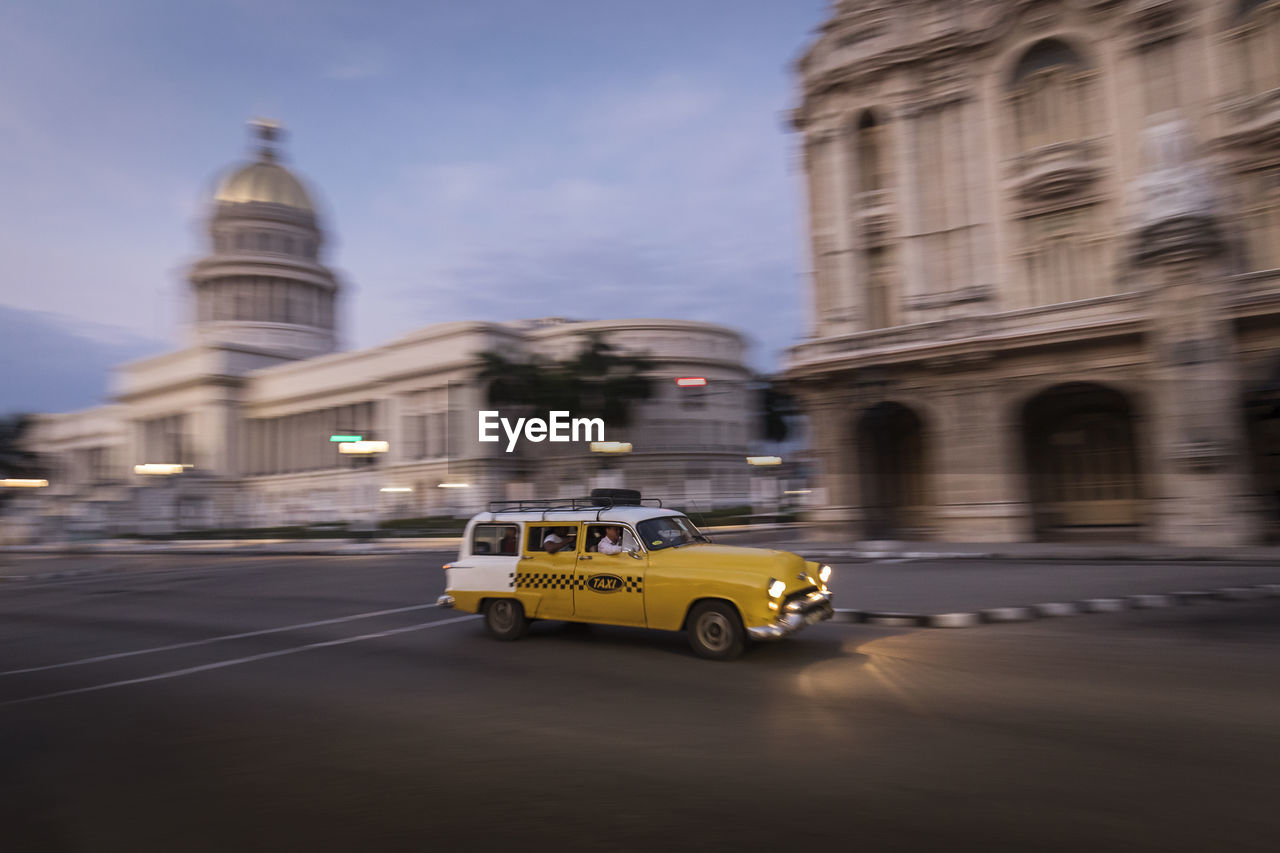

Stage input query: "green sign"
[{"left": 329, "top": 435, "right": 363, "bottom": 442}]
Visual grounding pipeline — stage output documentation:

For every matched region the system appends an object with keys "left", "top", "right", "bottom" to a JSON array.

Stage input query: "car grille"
[{"left": 784, "top": 587, "right": 820, "bottom": 610}]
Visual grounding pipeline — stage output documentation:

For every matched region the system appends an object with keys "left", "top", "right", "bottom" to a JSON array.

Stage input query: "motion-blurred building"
[
  {"left": 786, "top": 0, "right": 1280, "bottom": 544},
  {"left": 25, "top": 124, "right": 758, "bottom": 536}
]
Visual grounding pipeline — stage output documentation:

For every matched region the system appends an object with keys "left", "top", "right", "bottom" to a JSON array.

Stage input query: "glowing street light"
[
  {"left": 134, "top": 464, "right": 193, "bottom": 475},
  {"left": 379, "top": 486, "right": 413, "bottom": 493},
  {"left": 1, "top": 478, "right": 49, "bottom": 488},
  {"left": 338, "top": 440, "right": 390, "bottom": 455},
  {"left": 438, "top": 482, "right": 470, "bottom": 489},
  {"left": 746, "top": 456, "right": 783, "bottom": 466},
  {"left": 590, "top": 441, "right": 633, "bottom": 453},
  {"left": 674, "top": 377, "right": 707, "bottom": 387}
]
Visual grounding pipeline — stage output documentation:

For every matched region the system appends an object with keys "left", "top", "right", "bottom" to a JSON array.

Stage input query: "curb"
[
  {"left": 794, "top": 549, "right": 1280, "bottom": 564},
  {"left": 831, "top": 582, "right": 1280, "bottom": 630}
]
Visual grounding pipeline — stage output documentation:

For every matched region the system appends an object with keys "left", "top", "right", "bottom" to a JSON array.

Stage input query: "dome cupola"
[{"left": 188, "top": 120, "right": 341, "bottom": 359}]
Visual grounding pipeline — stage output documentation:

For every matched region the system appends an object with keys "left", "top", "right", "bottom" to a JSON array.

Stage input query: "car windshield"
[{"left": 637, "top": 515, "right": 708, "bottom": 551}]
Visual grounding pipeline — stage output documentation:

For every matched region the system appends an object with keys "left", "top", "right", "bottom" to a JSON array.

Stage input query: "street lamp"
[
  {"left": 746, "top": 456, "right": 783, "bottom": 466},
  {"left": 338, "top": 441, "right": 389, "bottom": 454},
  {"left": 590, "top": 441, "right": 633, "bottom": 453},
  {"left": 134, "top": 464, "right": 192, "bottom": 475},
  {"left": 1, "top": 479, "right": 49, "bottom": 488}
]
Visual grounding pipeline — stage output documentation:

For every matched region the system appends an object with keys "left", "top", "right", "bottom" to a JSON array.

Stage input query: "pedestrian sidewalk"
[
  {"left": 3, "top": 530, "right": 1280, "bottom": 562},
  {"left": 784, "top": 539, "right": 1280, "bottom": 563}
]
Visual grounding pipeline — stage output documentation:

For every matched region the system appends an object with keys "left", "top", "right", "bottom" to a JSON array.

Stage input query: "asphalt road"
[{"left": 1, "top": 554, "right": 1278, "bottom": 852}]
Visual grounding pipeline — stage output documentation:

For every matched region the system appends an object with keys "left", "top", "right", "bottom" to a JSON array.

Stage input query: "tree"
[
  {"left": 0, "top": 414, "right": 42, "bottom": 509},
  {"left": 476, "top": 334, "right": 656, "bottom": 429}
]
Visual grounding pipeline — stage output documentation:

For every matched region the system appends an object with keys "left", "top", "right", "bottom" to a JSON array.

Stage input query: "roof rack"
[{"left": 486, "top": 496, "right": 664, "bottom": 520}]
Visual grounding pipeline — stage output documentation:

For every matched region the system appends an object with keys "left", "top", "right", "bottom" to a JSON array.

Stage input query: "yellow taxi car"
[{"left": 437, "top": 490, "right": 833, "bottom": 660}]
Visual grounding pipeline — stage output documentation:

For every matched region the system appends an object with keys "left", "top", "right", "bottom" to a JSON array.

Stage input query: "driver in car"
[{"left": 596, "top": 525, "right": 628, "bottom": 555}]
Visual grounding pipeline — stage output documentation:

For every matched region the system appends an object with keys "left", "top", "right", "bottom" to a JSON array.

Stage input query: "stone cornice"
[
  {"left": 784, "top": 292, "right": 1152, "bottom": 378},
  {"left": 112, "top": 373, "right": 245, "bottom": 405},
  {"left": 786, "top": 314, "right": 1146, "bottom": 380},
  {"left": 189, "top": 255, "right": 339, "bottom": 291}
]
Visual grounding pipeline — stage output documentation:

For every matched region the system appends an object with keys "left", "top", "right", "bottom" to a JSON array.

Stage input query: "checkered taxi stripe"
[{"left": 510, "top": 572, "right": 643, "bottom": 593}]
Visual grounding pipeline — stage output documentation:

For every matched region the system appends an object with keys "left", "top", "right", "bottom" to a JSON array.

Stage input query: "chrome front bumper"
[
  {"left": 747, "top": 590, "right": 834, "bottom": 641},
  {"left": 436, "top": 594, "right": 455, "bottom": 609}
]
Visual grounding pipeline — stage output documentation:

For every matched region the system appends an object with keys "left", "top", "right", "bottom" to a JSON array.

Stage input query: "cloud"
[
  {"left": 0, "top": 305, "right": 168, "bottom": 415},
  {"left": 346, "top": 71, "right": 805, "bottom": 368},
  {"left": 323, "top": 44, "right": 388, "bottom": 80}
]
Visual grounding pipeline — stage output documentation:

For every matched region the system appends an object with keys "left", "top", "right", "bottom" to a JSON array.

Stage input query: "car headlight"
[
  {"left": 819, "top": 565, "right": 832, "bottom": 583},
  {"left": 768, "top": 578, "right": 786, "bottom": 598}
]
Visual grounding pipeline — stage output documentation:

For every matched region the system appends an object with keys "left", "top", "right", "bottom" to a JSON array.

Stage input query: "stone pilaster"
[
  {"left": 795, "top": 383, "right": 861, "bottom": 538},
  {"left": 932, "top": 377, "right": 1034, "bottom": 543},
  {"left": 1132, "top": 120, "right": 1260, "bottom": 545}
]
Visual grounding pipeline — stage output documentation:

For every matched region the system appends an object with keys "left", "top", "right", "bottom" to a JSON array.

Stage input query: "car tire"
[
  {"left": 484, "top": 598, "right": 528, "bottom": 641},
  {"left": 687, "top": 601, "right": 746, "bottom": 661}
]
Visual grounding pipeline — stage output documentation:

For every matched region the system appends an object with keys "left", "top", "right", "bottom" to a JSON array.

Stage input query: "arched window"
[
  {"left": 1233, "top": 0, "right": 1280, "bottom": 98},
  {"left": 1009, "top": 38, "right": 1091, "bottom": 151},
  {"left": 855, "top": 110, "right": 885, "bottom": 193}
]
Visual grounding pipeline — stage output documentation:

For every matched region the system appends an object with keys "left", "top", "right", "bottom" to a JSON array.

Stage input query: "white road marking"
[
  {"left": 1, "top": 614, "right": 480, "bottom": 707},
  {"left": 0, "top": 602, "right": 443, "bottom": 677}
]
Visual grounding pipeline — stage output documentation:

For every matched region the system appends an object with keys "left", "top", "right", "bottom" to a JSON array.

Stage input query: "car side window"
[
  {"left": 587, "top": 525, "right": 639, "bottom": 554},
  {"left": 527, "top": 525, "right": 579, "bottom": 554},
  {"left": 472, "top": 524, "right": 519, "bottom": 556}
]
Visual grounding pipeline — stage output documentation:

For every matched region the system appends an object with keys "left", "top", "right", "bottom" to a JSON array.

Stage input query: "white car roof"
[{"left": 468, "top": 506, "right": 686, "bottom": 526}]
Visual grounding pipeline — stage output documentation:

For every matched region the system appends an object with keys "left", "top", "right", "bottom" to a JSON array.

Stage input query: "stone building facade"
[
  {"left": 785, "top": 0, "right": 1280, "bottom": 544},
  {"left": 23, "top": 124, "right": 759, "bottom": 537}
]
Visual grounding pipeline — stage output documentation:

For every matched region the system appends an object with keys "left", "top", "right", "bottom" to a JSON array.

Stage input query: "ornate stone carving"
[
  {"left": 1130, "top": 119, "right": 1224, "bottom": 263},
  {"left": 1120, "top": 0, "right": 1190, "bottom": 49},
  {"left": 855, "top": 189, "right": 896, "bottom": 244},
  {"left": 1009, "top": 140, "right": 1105, "bottom": 204},
  {"left": 1215, "top": 90, "right": 1280, "bottom": 163}
]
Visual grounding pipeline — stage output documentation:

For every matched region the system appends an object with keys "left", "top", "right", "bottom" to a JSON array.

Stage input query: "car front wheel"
[
  {"left": 688, "top": 601, "right": 745, "bottom": 661},
  {"left": 485, "top": 598, "right": 528, "bottom": 641}
]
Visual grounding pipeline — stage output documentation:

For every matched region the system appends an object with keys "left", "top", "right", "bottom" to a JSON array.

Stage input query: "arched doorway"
[
  {"left": 857, "top": 402, "right": 929, "bottom": 539},
  {"left": 1021, "top": 383, "right": 1143, "bottom": 539}
]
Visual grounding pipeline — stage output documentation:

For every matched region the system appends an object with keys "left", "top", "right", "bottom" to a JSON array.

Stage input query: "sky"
[{"left": 0, "top": 0, "right": 830, "bottom": 414}]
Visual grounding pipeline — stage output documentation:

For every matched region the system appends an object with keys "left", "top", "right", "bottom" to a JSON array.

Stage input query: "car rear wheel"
[
  {"left": 485, "top": 598, "right": 528, "bottom": 641},
  {"left": 688, "top": 601, "right": 745, "bottom": 661}
]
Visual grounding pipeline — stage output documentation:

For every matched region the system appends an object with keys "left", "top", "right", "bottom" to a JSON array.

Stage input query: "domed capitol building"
[
  {"left": 23, "top": 122, "right": 760, "bottom": 535},
  {"left": 786, "top": 0, "right": 1280, "bottom": 545}
]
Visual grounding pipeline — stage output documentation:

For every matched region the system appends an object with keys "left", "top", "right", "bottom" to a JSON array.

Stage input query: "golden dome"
[{"left": 215, "top": 160, "right": 314, "bottom": 212}]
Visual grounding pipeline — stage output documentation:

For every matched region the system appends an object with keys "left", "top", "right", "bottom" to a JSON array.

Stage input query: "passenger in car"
[
  {"left": 542, "top": 527, "right": 574, "bottom": 554},
  {"left": 499, "top": 528, "right": 519, "bottom": 555}
]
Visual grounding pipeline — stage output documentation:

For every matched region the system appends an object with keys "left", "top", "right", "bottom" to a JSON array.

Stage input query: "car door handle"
[
  {"left": 519, "top": 555, "right": 533, "bottom": 561},
  {"left": 578, "top": 555, "right": 592, "bottom": 561}
]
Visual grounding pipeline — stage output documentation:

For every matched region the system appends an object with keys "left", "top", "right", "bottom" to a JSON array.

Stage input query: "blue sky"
[{"left": 0, "top": 0, "right": 829, "bottom": 414}]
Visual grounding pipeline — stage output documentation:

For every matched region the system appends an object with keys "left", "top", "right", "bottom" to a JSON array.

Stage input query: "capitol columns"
[{"left": 1130, "top": 120, "right": 1259, "bottom": 545}]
